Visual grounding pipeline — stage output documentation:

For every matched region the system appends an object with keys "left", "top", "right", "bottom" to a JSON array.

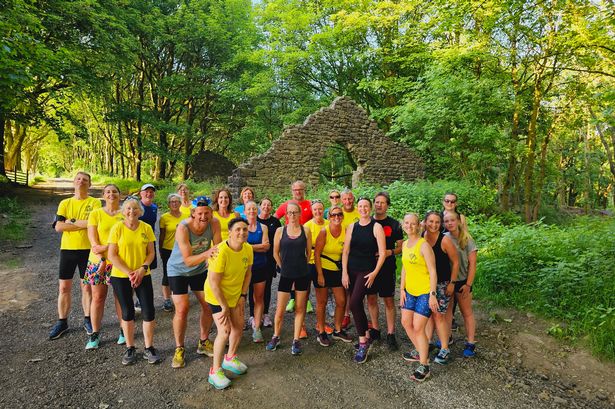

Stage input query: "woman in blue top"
[{"left": 245, "top": 201, "right": 270, "bottom": 343}]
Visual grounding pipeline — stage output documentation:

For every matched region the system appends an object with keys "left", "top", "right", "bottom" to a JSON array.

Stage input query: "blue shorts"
[{"left": 401, "top": 290, "right": 432, "bottom": 318}]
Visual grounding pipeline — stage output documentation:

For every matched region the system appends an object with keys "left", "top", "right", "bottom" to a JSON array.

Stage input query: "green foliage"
[
  {"left": 0, "top": 197, "right": 29, "bottom": 241},
  {"left": 476, "top": 216, "right": 615, "bottom": 359}
]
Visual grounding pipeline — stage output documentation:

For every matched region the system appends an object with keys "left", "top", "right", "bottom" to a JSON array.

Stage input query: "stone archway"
[{"left": 228, "top": 97, "right": 424, "bottom": 196}]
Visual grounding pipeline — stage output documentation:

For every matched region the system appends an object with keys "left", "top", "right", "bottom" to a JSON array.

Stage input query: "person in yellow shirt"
[
  {"left": 83, "top": 183, "right": 123, "bottom": 349},
  {"left": 204, "top": 218, "right": 253, "bottom": 390},
  {"left": 399, "top": 213, "right": 438, "bottom": 382},
  {"left": 177, "top": 183, "right": 194, "bottom": 219},
  {"left": 212, "top": 188, "right": 240, "bottom": 241},
  {"left": 159, "top": 193, "right": 184, "bottom": 312},
  {"left": 49, "top": 171, "right": 101, "bottom": 340},
  {"left": 107, "top": 197, "right": 160, "bottom": 366}
]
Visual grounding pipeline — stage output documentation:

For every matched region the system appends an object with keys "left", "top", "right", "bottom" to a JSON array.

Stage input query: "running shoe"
[
  {"left": 299, "top": 325, "right": 308, "bottom": 339},
  {"left": 209, "top": 368, "right": 231, "bottom": 390},
  {"left": 197, "top": 338, "right": 214, "bottom": 357},
  {"left": 117, "top": 329, "right": 126, "bottom": 345},
  {"left": 434, "top": 348, "right": 450, "bottom": 365},
  {"left": 143, "top": 347, "right": 162, "bottom": 364},
  {"left": 410, "top": 364, "right": 431, "bottom": 382},
  {"left": 266, "top": 336, "right": 280, "bottom": 351},
  {"left": 306, "top": 300, "right": 314, "bottom": 313},
  {"left": 434, "top": 335, "right": 454, "bottom": 349},
  {"left": 172, "top": 347, "right": 185, "bottom": 369},
  {"left": 163, "top": 299, "right": 174, "bottom": 312},
  {"left": 463, "top": 342, "right": 476, "bottom": 358},
  {"left": 354, "top": 337, "right": 373, "bottom": 350},
  {"left": 49, "top": 320, "right": 68, "bottom": 340},
  {"left": 85, "top": 332, "right": 100, "bottom": 350},
  {"left": 386, "top": 333, "right": 399, "bottom": 351},
  {"left": 316, "top": 332, "right": 331, "bottom": 347},
  {"left": 134, "top": 299, "right": 142, "bottom": 314},
  {"left": 263, "top": 315, "right": 273, "bottom": 327},
  {"left": 402, "top": 349, "right": 420, "bottom": 362},
  {"left": 291, "top": 340, "right": 303, "bottom": 356},
  {"left": 341, "top": 315, "right": 351, "bottom": 330},
  {"left": 122, "top": 347, "right": 137, "bottom": 365},
  {"left": 222, "top": 355, "right": 248, "bottom": 375},
  {"left": 451, "top": 318, "right": 459, "bottom": 331},
  {"left": 354, "top": 343, "right": 369, "bottom": 363},
  {"left": 285, "top": 299, "right": 295, "bottom": 313},
  {"left": 252, "top": 328, "right": 264, "bottom": 343},
  {"left": 369, "top": 328, "right": 381, "bottom": 341},
  {"left": 83, "top": 317, "right": 93, "bottom": 335},
  {"left": 332, "top": 330, "right": 353, "bottom": 343}
]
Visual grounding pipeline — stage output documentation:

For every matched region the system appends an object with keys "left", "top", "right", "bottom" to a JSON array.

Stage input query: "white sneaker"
[{"left": 263, "top": 315, "right": 273, "bottom": 328}]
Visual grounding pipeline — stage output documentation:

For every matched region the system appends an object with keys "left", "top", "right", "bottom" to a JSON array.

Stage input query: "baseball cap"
[
  {"left": 140, "top": 183, "right": 156, "bottom": 191},
  {"left": 192, "top": 196, "right": 212, "bottom": 207}
]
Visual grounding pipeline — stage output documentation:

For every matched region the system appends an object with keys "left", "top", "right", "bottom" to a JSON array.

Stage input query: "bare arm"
[
  {"left": 273, "top": 227, "right": 283, "bottom": 267},
  {"left": 441, "top": 235, "right": 459, "bottom": 296},
  {"left": 87, "top": 225, "right": 106, "bottom": 256},
  {"left": 55, "top": 219, "right": 87, "bottom": 232},
  {"left": 175, "top": 223, "right": 218, "bottom": 267},
  {"left": 304, "top": 226, "right": 312, "bottom": 262},
  {"left": 107, "top": 243, "right": 132, "bottom": 276},
  {"left": 421, "top": 241, "right": 439, "bottom": 312},
  {"left": 399, "top": 263, "right": 406, "bottom": 307},
  {"left": 211, "top": 218, "right": 222, "bottom": 245},
  {"left": 341, "top": 223, "right": 354, "bottom": 289},
  {"left": 314, "top": 228, "right": 327, "bottom": 283},
  {"left": 467, "top": 250, "right": 477, "bottom": 287},
  {"left": 392, "top": 238, "right": 403, "bottom": 256}
]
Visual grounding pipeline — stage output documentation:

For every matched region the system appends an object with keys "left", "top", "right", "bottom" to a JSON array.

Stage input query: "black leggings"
[
  {"left": 348, "top": 270, "right": 370, "bottom": 338},
  {"left": 111, "top": 275, "right": 155, "bottom": 322},
  {"left": 160, "top": 248, "right": 172, "bottom": 286}
]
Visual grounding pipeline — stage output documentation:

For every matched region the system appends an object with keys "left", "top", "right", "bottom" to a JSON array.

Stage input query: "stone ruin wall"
[{"left": 228, "top": 97, "right": 424, "bottom": 197}]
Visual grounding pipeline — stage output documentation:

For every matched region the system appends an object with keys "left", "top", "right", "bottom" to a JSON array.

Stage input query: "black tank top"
[
  {"left": 348, "top": 219, "right": 378, "bottom": 272},
  {"left": 432, "top": 232, "right": 451, "bottom": 283},
  {"left": 279, "top": 226, "right": 308, "bottom": 278}
]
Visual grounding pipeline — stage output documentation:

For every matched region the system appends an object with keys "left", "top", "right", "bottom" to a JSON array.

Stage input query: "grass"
[{"left": 0, "top": 197, "right": 30, "bottom": 242}]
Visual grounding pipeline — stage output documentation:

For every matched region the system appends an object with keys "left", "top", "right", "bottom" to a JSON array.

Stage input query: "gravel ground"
[{"left": 0, "top": 183, "right": 613, "bottom": 409}]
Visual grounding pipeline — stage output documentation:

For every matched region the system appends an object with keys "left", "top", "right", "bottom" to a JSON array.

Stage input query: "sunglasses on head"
[{"left": 311, "top": 199, "right": 323, "bottom": 205}]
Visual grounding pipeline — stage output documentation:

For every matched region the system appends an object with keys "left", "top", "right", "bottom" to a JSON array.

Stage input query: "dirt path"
[{"left": 0, "top": 181, "right": 613, "bottom": 409}]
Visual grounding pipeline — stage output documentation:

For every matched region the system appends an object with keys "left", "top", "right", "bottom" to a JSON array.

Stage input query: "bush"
[
  {"left": 0, "top": 197, "right": 29, "bottom": 241},
  {"left": 475, "top": 216, "right": 615, "bottom": 360}
]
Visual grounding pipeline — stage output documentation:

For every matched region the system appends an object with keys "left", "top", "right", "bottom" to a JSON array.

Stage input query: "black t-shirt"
[{"left": 374, "top": 216, "right": 403, "bottom": 271}]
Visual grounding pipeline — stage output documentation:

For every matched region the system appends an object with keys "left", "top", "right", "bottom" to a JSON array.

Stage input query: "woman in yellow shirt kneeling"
[{"left": 204, "top": 217, "right": 253, "bottom": 390}]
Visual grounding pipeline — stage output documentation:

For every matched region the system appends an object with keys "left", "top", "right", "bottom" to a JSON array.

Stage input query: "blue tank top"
[
  {"left": 248, "top": 222, "right": 267, "bottom": 269},
  {"left": 166, "top": 220, "right": 213, "bottom": 277}
]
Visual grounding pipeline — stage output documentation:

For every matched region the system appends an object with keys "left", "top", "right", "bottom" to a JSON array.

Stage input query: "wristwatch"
[
  {"left": 141, "top": 264, "right": 149, "bottom": 270},
  {"left": 70, "top": 218, "right": 76, "bottom": 224},
  {"left": 240, "top": 293, "right": 247, "bottom": 298},
  {"left": 430, "top": 291, "right": 436, "bottom": 296}
]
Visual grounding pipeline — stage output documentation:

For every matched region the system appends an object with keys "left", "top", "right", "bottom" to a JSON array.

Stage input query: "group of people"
[{"left": 49, "top": 173, "right": 477, "bottom": 388}]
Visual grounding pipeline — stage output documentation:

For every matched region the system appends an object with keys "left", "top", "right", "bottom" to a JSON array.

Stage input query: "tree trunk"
[{"left": 523, "top": 75, "right": 543, "bottom": 223}]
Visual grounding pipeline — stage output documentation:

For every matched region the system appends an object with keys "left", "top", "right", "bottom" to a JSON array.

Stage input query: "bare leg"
[
  {"left": 274, "top": 292, "right": 290, "bottom": 337},
  {"left": 143, "top": 320, "right": 156, "bottom": 348},
  {"left": 90, "top": 284, "right": 108, "bottom": 332},
  {"left": 412, "top": 313, "right": 430, "bottom": 365},
  {"left": 57, "top": 279, "right": 72, "bottom": 319},
  {"left": 172, "top": 294, "right": 190, "bottom": 347},
  {"left": 457, "top": 292, "right": 476, "bottom": 343},
  {"left": 211, "top": 311, "right": 230, "bottom": 371},
  {"left": 332, "top": 287, "right": 346, "bottom": 331},
  {"left": 383, "top": 296, "right": 396, "bottom": 334},
  {"left": 194, "top": 291, "right": 213, "bottom": 340},
  {"left": 80, "top": 282, "right": 92, "bottom": 316},
  {"left": 293, "top": 290, "right": 308, "bottom": 340},
  {"left": 315, "top": 287, "right": 328, "bottom": 332},
  {"left": 252, "top": 282, "right": 265, "bottom": 330}
]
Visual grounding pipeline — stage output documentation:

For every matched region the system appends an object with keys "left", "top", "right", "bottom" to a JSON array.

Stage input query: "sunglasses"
[
  {"left": 329, "top": 212, "right": 343, "bottom": 218},
  {"left": 444, "top": 199, "right": 457, "bottom": 204},
  {"left": 287, "top": 211, "right": 300, "bottom": 215},
  {"left": 329, "top": 195, "right": 340, "bottom": 199}
]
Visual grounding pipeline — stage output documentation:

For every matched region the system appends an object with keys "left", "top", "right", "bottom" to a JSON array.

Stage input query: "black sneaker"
[
  {"left": 332, "top": 330, "right": 353, "bottom": 343},
  {"left": 49, "top": 320, "right": 68, "bottom": 340},
  {"left": 316, "top": 332, "right": 331, "bottom": 347},
  {"left": 410, "top": 364, "right": 430, "bottom": 382},
  {"left": 122, "top": 347, "right": 137, "bottom": 365},
  {"left": 143, "top": 347, "right": 162, "bottom": 364},
  {"left": 386, "top": 333, "right": 399, "bottom": 351},
  {"left": 402, "top": 349, "right": 420, "bottom": 362},
  {"left": 369, "top": 328, "right": 381, "bottom": 341}
]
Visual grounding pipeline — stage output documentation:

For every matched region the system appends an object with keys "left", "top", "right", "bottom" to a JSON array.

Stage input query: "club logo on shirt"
[
  {"left": 141, "top": 232, "right": 149, "bottom": 242},
  {"left": 383, "top": 225, "right": 392, "bottom": 237},
  {"left": 242, "top": 257, "right": 249, "bottom": 266}
]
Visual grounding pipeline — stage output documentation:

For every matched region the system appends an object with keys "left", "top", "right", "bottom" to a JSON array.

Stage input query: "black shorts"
[
  {"left": 58, "top": 249, "right": 90, "bottom": 280},
  {"left": 367, "top": 264, "right": 396, "bottom": 297},
  {"left": 311, "top": 265, "right": 343, "bottom": 288},
  {"left": 168, "top": 272, "right": 207, "bottom": 295},
  {"left": 111, "top": 275, "right": 155, "bottom": 322},
  {"left": 455, "top": 279, "right": 473, "bottom": 293},
  {"left": 208, "top": 303, "right": 222, "bottom": 314},
  {"left": 251, "top": 265, "right": 269, "bottom": 284},
  {"left": 278, "top": 274, "right": 311, "bottom": 292}
]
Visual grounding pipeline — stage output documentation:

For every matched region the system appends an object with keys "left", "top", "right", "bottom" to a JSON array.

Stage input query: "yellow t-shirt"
[
  {"left": 204, "top": 241, "right": 253, "bottom": 308},
  {"left": 320, "top": 225, "right": 345, "bottom": 271},
  {"left": 213, "top": 211, "right": 236, "bottom": 241},
  {"left": 159, "top": 212, "right": 185, "bottom": 250},
  {"left": 87, "top": 208, "right": 123, "bottom": 262},
  {"left": 304, "top": 219, "right": 328, "bottom": 264},
  {"left": 57, "top": 196, "right": 102, "bottom": 250},
  {"left": 341, "top": 208, "right": 360, "bottom": 231},
  {"left": 108, "top": 221, "right": 156, "bottom": 278},
  {"left": 402, "top": 238, "right": 430, "bottom": 296},
  {"left": 180, "top": 204, "right": 193, "bottom": 219}
]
